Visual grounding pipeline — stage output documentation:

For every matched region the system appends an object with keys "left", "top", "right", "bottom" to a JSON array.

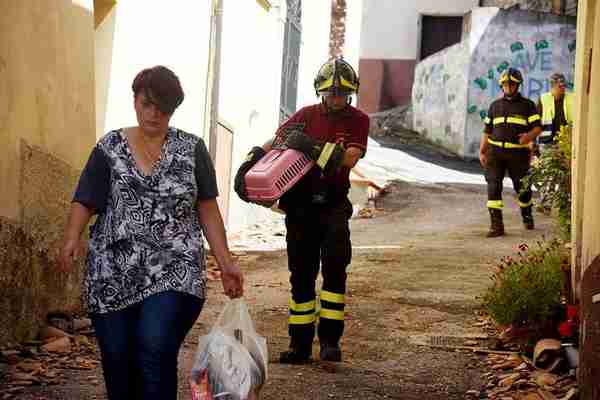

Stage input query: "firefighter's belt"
[{"left": 488, "top": 139, "right": 529, "bottom": 149}]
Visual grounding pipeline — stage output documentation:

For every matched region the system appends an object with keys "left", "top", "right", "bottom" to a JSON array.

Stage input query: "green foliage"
[
  {"left": 483, "top": 240, "right": 566, "bottom": 327},
  {"left": 521, "top": 127, "right": 572, "bottom": 240}
]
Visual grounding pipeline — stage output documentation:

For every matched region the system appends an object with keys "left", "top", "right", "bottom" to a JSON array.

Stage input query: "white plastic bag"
[{"left": 190, "top": 299, "right": 268, "bottom": 400}]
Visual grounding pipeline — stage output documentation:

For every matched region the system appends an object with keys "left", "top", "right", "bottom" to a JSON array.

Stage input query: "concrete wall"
[
  {"left": 465, "top": 8, "right": 576, "bottom": 157},
  {"left": 571, "top": 0, "right": 595, "bottom": 299},
  {"left": 220, "top": 1, "right": 287, "bottom": 230},
  {"left": 297, "top": 0, "right": 362, "bottom": 109},
  {"left": 95, "top": 1, "right": 211, "bottom": 139},
  {"left": 481, "top": 0, "right": 578, "bottom": 15},
  {"left": 297, "top": 1, "right": 331, "bottom": 110},
  {"left": 412, "top": 7, "right": 576, "bottom": 159},
  {"left": 226, "top": 1, "right": 339, "bottom": 231},
  {"left": 577, "top": 0, "right": 600, "bottom": 281},
  {"left": 358, "top": 0, "right": 479, "bottom": 112},
  {"left": 94, "top": 1, "right": 329, "bottom": 230},
  {"left": 571, "top": 2, "right": 600, "bottom": 393},
  {"left": 412, "top": 43, "right": 471, "bottom": 156},
  {"left": 344, "top": 0, "right": 363, "bottom": 103},
  {"left": 0, "top": 1, "right": 96, "bottom": 344}
]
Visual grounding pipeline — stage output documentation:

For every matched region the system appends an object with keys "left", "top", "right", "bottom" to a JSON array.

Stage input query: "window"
[{"left": 420, "top": 15, "right": 463, "bottom": 61}]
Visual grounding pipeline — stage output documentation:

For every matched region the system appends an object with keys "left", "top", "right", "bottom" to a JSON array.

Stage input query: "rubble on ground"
[
  {"left": 463, "top": 316, "right": 579, "bottom": 400},
  {"left": 0, "top": 317, "right": 100, "bottom": 400},
  {"left": 369, "top": 104, "right": 414, "bottom": 137},
  {"left": 465, "top": 352, "right": 578, "bottom": 400},
  {"left": 227, "top": 217, "right": 287, "bottom": 251}
]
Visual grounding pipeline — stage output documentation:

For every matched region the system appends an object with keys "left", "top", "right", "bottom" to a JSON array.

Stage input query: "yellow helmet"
[
  {"left": 313, "top": 58, "right": 360, "bottom": 97},
  {"left": 498, "top": 68, "right": 523, "bottom": 86}
]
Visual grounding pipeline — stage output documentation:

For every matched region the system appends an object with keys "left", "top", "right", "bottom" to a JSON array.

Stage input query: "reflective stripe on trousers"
[
  {"left": 285, "top": 199, "right": 353, "bottom": 346},
  {"left": 484, "top": 146, "right": 532, "bottom": 211}
]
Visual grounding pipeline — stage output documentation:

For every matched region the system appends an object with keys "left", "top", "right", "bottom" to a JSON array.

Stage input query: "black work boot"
[
  {"left": 319, "top": 343, "right": 342, "bottom": 362},
  {"left": 487, "top": 209, "right": 505, "bottom": 238},
  {"left": 280, "top": 338, "right": 312, "bottom": 364},
  {"left": 521, "top": 206, "right": 534, "bottom": 230}
]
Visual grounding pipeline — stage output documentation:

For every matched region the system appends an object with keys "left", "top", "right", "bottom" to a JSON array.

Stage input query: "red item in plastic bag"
[{"left": 190, "top": 370, "right": 213, "bottom": 400}]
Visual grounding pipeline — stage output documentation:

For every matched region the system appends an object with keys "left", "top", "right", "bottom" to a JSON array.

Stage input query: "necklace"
[{"left": 138, "top": 132, "right": 164, "bottom": 169}]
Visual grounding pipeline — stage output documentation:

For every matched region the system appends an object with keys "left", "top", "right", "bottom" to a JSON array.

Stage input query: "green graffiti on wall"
[
  {"left": 535, "top": 39, "right": 550, "bottom": 51},
  {"left": 569, "top": 40, "right": 576, "bottom": 53},
  {"left": 474, "top": 77, "right": 488, "bottom": 90},
  {"left": 510, "top": 42, "right": 524, "bottom": 53},
  {"left": 497, "top": 61, "right": 509, "bottom": 73},
  {"left": 468, "top": 105, "right": 478, "bottom": 114},
  {"left": 480, "top": 110, "right": 487, "bottom": 120},
  {"left": 487, "top": 69, "right": 495, "bottom": 79}
]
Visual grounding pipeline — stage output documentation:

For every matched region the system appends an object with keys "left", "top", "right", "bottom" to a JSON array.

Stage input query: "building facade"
[
  {"left": 571, "top": 0, "right": 600, "bottom": 395},
  {"left": 357, "top": 0, "right": 479, "bottom": 113},
  {"left": 412, "top": 7, "right": 576, "bottom": 158},
  {"left": 0, "top": 0, "right": 96, "bottom": 343}
]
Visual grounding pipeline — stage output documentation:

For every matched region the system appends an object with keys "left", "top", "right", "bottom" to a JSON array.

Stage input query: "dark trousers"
[
  {"left": 91, "top": 291, "right": 204, "bottom": 400},
  {"left": 485, "top": 146, "right": 532, "bottom": 210},
  {"left": 285, "top": 198, "right": 353, "bottom": 347}
]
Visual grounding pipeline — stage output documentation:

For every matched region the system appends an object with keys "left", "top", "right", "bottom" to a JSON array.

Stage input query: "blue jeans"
[{"left": 91, "top": 291, "right": 204, "bottom": 400}]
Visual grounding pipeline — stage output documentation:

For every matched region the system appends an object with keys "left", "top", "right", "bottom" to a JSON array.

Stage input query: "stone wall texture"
[
  {"left": 412, "top": 8, "right": 577, "bottom": 158},
  {"left": 481, "top": 0, "right": 577, "bottom": 15},
  {"left": 0, "top": 143, "right": 86, "bottom": 345}
]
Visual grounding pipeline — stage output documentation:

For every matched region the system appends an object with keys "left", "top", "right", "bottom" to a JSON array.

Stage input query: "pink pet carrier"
[{"left": 245, "top": 149, "right": 314, "bottom": 203}]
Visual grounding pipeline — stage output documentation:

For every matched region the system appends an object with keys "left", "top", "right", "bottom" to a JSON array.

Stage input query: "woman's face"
[{"left": 134, "top": 92, "right": 172, "bottom": 135}]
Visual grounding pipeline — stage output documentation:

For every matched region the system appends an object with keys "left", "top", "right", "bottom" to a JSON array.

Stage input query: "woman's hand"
[
  {"left": 58, "top": 202, "right": 94, "bottom": 273},
  {"left": 220, "top": 262, "right": 244, "bottom": 299},
  {"left": 59, "top": 238, "right": 81, "bottom": 273}
]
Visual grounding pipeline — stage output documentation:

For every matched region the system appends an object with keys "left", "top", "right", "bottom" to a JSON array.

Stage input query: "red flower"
[{"left": 518, "top": 243, "right": 529, "bottom": 252}]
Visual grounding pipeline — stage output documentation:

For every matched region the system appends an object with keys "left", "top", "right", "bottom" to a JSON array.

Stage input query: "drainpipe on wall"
[{"left": 204, "top": 0, "right": 224, "bottom": 162}]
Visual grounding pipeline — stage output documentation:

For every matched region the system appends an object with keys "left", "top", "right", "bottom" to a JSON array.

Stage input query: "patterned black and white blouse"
[{"left": 73, "top": 128, "right": 218, "bottom": 314}]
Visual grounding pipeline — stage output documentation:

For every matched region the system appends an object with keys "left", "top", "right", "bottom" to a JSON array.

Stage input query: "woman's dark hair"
[{"left": 132, "top": 66, "right": 184, "bottom": 114}]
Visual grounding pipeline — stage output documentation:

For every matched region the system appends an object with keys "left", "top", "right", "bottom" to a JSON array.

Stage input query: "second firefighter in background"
[
  {"left": 479, "top": 67, "right": 542, "bottom": 238},
  {"left": 235, "top": 58, "right": 369, "bottom": 363}
]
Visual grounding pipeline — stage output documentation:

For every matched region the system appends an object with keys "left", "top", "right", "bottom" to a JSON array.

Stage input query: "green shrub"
[
  {"left": 482, "top": 240, "right": 566, "bottom": 327},
  {"left": 521, "top": 127, "right": 572, "bottom": 240}
]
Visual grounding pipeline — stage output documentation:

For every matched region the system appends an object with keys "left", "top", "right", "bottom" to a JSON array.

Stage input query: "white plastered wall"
[
  {"left": 95, "top": 1, "right": 211, "bottom": 139},
  {"left": 360, "top": 0, "right": 479, "bottom": 60}
]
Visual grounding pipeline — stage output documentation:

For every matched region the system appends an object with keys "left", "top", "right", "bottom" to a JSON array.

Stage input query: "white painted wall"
[
  {"left": 297, "top": 1, "right": 331, "bottom": 109},
  {"left": 360, "top": 0, "right": 479, "bottom": 60},
  {"left": 220, "top": 1, "right": 287, "bottom": 230},
  {"left": 96, "top": 1, "right": 211, "bottom": 138},
  {"left": 345, "top": 0, "right": 363, "bottom": 106},
  {"left": 468, "top": 6, "right": 500, "bottom": 53},
  {"left": 96, "top": 1, "right": 330, "bottom": 231},
  {"left": 296, "top": 0, "right": 363, "bottom": 109}
]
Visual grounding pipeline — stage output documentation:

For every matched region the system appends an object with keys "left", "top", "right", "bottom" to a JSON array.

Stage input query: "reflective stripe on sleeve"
[{"left": 317, "top": 142, "right": 337, "bottom": 169}]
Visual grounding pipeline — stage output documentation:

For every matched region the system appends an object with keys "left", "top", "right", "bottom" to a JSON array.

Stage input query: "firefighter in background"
[
  {"left": 537, "top": 72, "right": 574, "bottom": 152},
  {"left": 479, "top": 68, "right": 542, "bottom": 237},
  {"left": 234, "top": 58, "right": 369, "bottom": 363},
  {"left": 532, "top": 72, "right": 575, "bottom": 212}
]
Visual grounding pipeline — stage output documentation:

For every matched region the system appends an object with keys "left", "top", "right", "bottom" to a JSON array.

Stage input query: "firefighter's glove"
[
  {"left": 234, "top": 146, "right": 266, "bottom": 202},
  {"left": 283, "top": 131, "right": 345, "bottom": 176}
]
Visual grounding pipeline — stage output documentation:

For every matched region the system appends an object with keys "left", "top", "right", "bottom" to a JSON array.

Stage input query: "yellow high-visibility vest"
[{"left": 540, "top": 92, "right": 574, "bottom": 139}]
